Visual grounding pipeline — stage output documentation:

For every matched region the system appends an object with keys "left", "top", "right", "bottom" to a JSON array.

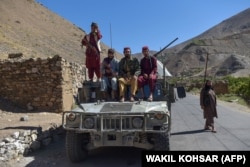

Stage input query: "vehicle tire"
[
  {"left": 66, "top": 131, "right": 89, "bottom": 163},
  {"left": 153, "top": 132, "right": 170, "bottom": 151}
]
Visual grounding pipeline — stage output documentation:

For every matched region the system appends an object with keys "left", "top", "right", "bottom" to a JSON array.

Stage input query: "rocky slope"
[
  {"left": 0, "top": 0, "right": 249, "bottom": 77},
  {"left": 160, "top": 8, "right": 250, "bottom": 77},
  {"left": 0, "top": 0, "right": 121, "bottom": 64}
]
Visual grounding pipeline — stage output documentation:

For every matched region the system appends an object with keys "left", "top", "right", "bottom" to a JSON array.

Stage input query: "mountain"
[
  {"left": 0, "top": 0, "right": 121, "bottom": 64},
  {"left": 1, "top": 0, "right": 249, "bottom": 78},
  {"left": 159, "top": 8, "right": 250, "bottom": 77}
]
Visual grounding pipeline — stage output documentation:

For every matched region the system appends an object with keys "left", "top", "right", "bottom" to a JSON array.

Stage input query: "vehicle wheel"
[
  {"left": 153, "top": 132, "right": 170, "bottom": 151},
  {"left": 66, "top": 131, "right": 89, "bottom": 163}
]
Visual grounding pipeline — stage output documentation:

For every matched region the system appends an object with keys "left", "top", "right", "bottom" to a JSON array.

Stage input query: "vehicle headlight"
[
  {"left": 66, "top": 113, "right": 76, "bottom": 121},
  {"left": 154, "top": 112, "right": 164, "bottom": 120},
  {"left": 132, "top": 117, "right": 143, "bottom": 128},
  {"left": 83, "top": 117, "right": 94, "bottom": 129},
  {"left": 148, "top": 111, "right": 165, "bottom": 120}
]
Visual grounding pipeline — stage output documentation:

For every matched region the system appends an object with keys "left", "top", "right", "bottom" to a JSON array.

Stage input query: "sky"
[{"left": 36, "top": 0, "right": 250, "bottom": 54}]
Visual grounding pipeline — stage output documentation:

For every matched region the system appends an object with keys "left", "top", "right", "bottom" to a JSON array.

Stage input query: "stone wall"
[
  {"left": 0, "top": 124, "right": 65, "bottom": 162},
  {"left": 70, "top": 62, "right": 86, "bottom": 96},
  {"left": 213, "top": 80, "right": 229, "bottom": 94},
  {"left": 186, "top": 80, "right": 229, "bottom": 94},
  {"left": 0, "top": 55, "right": 86, "bottom": 112}
]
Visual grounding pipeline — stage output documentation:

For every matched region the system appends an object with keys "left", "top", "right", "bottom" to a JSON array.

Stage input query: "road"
[
  {"left": 170, "top": 93, "right": 250, "bottom": 150},
  {"left": 7, "top": 93, "right": 250, "bottom": 167}
]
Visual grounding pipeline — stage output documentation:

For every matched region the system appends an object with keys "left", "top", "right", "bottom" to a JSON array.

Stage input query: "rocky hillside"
[
  {"left": 159, "top": 8, "right": 250, "bottom": 77},
  {"left": 0, "top": 0, "right": 121, "bottom": 64},
  {"left": 1, "top": 0, "right": 249, "bottom": 78}
]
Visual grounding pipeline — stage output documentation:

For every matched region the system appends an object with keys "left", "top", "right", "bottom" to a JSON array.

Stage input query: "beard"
[
  {"left": 125, "top": 54, "right": 130, "bottom": 58},
  {"left": 108, "top": 56, "right": 113, "bottom": 60},
  {"left": 205, "top": 85, "right": 212, "bottom": 90}
]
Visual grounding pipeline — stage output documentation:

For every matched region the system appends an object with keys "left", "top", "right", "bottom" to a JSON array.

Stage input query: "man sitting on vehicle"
[
  {"left": 118, "top": 47, "right": 140, "bottom": 102},
  {"left": 100, "top": 48, "right": 119, "bottom": 101},
  {"left": 138, "top": 46, "right": 157, "bottom": 102}
]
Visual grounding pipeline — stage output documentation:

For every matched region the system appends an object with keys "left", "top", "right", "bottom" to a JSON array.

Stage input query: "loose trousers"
[{"left": 118, "top": 77, "right": 138, "bottom": 97}]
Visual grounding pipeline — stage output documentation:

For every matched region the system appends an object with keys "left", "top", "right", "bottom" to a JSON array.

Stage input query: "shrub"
[{"left": 223, "top": 76, "right": 250, "bottom": 100}]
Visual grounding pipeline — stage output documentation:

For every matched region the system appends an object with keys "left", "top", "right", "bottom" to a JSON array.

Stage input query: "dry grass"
[{"left": 0, "top": 0, "right": 121, "bottom": 63}]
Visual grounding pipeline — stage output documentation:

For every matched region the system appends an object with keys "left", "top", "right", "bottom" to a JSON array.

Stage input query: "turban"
[
  {"left": 108, "top": 48, "right": 115, "bottom": 54},
  {"left": 91, "top": 22, "right": 98, "bottom": 27},
  {"left": 123, "top": 47, "right": 131, "bottom": 52},
  {"left": 142, "top": 46, "right": 149, "bottom": 51}
]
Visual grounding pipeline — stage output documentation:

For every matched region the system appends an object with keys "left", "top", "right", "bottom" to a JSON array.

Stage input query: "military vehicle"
[{"left": 62, "top": 38, "right": 179, "bottom": 163}]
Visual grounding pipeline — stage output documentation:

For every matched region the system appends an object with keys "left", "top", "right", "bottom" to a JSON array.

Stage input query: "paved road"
[
  {"left": 9, "top": 93, "right": 250, "bottom": 167},
  {"left": 170, "top": 93, "right": 250, "bottom": 150}
]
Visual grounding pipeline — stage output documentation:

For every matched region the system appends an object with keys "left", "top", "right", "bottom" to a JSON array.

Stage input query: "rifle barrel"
[{"left": 154, "top": 37, "right": 178, "bottom": 57}]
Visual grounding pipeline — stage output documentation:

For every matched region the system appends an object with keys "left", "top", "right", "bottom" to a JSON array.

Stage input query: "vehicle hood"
[{"left": 72, "top": 101, "right": 167, "bottom": 113}]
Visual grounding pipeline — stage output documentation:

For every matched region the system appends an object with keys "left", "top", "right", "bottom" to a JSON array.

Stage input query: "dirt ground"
[{"left": 0, "top": 98, "right": 62, "bottom": 140}]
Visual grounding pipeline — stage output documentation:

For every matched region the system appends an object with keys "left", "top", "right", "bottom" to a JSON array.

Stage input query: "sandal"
[
  {"left": 212, "top": 129, "right": 217, "bottom": 133},
  {"left": 204, "top": 126, "right": 211, "bottom": 130},
  {"left": 147, "top": 97, "right": 153, "bottom": 102},
  {"left": 101, "top": 99, "right": 106, "bottom": 102},
  {"left": 120, "top": 97, "right": 125, "bottom": 102},
  {"left": 130, "top": 96, "right": 135, "bottom": 102}
]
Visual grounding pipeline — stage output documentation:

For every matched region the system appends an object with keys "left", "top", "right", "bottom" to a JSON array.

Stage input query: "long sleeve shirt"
[
  {"left": 140, "top": 56, "right": 157, "bottom": 75},
  {"left": 81, "top": 31, "right": 102, "bottom": 57},
  {"left": 101, "top": 57, "right": 119, "bottom": 77},
  {"left": 118, "top": 57, "right": 140, "bottom": 77}
]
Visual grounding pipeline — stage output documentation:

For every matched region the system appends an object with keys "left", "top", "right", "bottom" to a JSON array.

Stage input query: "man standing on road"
[
  {"left": 81, "top": 22, "right": 102, "bottom": 82},
  {"left": 200, "top": 80, "right": 218, "bottom": 133}
]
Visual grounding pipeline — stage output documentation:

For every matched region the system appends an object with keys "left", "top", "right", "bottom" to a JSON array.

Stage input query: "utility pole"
[
  {"left": 109, "top": 23, "right": 112, "bottom": 48},
  {"left": 204, "top": 52, "right": 209, "bottom": 84}
]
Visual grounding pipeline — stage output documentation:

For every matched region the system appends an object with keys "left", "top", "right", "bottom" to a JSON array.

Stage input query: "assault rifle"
[{"left": 153, "top": 37, "right": 179, "bottom": 57}]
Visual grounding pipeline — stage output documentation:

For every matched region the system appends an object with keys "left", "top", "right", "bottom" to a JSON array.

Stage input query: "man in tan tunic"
[{"left": 200, "top": 80, "right": 218, "bottom": 133}]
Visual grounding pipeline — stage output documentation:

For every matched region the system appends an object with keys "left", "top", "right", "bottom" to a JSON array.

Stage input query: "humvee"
[
  {"left": 62, "top": 78, "right": 175, "bottom": 163},
  {"left": 62, "top": 38, "right": 179, "bottom": 163}
]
